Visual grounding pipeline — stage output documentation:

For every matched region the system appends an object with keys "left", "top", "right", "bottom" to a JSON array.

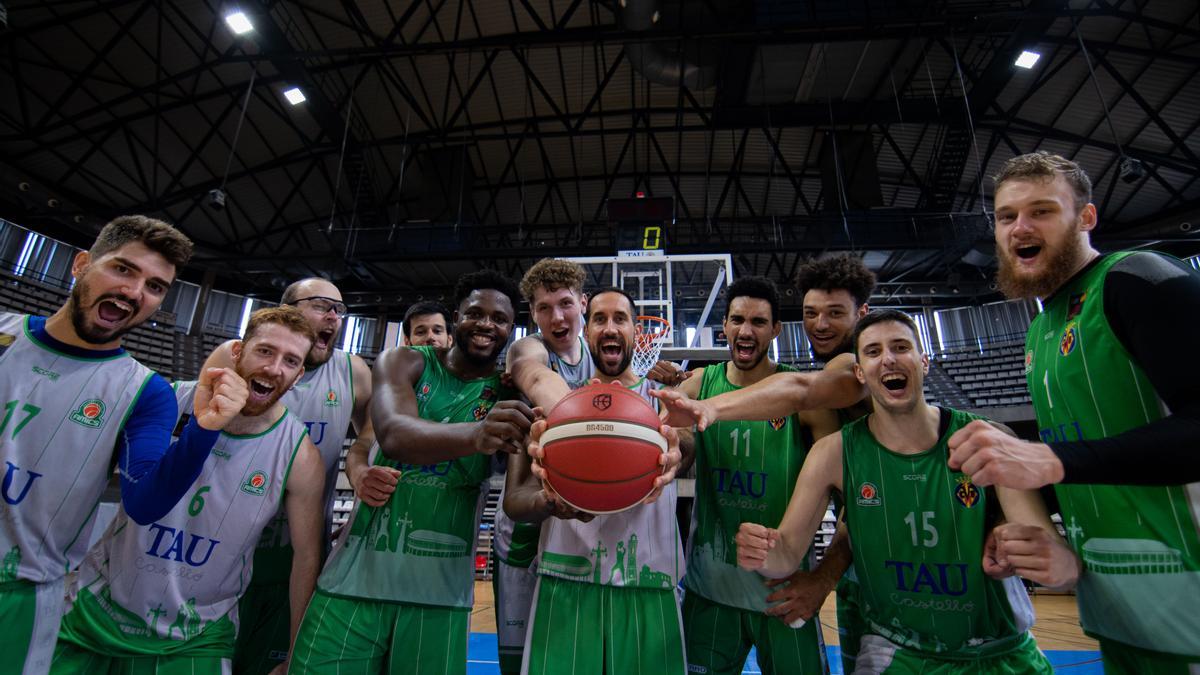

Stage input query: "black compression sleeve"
[{"left": 1048, "top": 252, "right": 1200, "bottom": 485}]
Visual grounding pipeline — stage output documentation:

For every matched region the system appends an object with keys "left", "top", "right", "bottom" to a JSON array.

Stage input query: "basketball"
[{"left": 539, "top": 382, "right": 667, "bottom": 514}]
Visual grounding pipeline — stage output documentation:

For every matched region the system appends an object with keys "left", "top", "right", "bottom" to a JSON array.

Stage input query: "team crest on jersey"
[
  {"left": 1023, "top": 351, "right": 1033, "bottom": 374},
  {"left": 768, "top": 417, "right": 786, "bottom": 431},
  {"left": 241, "top": 470, "right": 269, "bottom": 496},
  {"left": 1059, "top": 324, "right": 1078, "bottom": 356},
  {"left": 1066, "top": 291, "right": 1087, "bottom": 320},
  {"left": 68, "top": 399, "right": 106, "bottom": 429},
  {"left": 323, "top": 389, "right": 340, "bottom": 407},
  {"left": 0, "top": 332, "right": 13, "bottom": 358},
  {"left": 473, "top": 403, "right": 491, "bottom": 421},
  {"left": 954, "top": 476, "right": 981, "bottom": 508},
  {"left": 856, "top": 482, "right": 881, "bottom": 507}
]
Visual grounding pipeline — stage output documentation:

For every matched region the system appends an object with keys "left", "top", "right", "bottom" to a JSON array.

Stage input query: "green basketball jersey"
[
  {"left": 1026, "top": 252, "right": 1200, "bottom": 657},
  {"left": 318, "top": 346, "right": 511, "bottom": 608},
  {"left": 842, "top": 408, "right": 1034, "bottom": 659},
  {"left": 684, "top": 362, "right": 811, "bottom": 612}
]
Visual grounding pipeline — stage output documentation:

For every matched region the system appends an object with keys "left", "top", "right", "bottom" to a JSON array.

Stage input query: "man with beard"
[
  {"left": 660, "top": 276, "right": 840, "bottom": 675},
  {"left": 289, "top": 270, "right": 534, "bottom": 674},
  {"left": 401, "top": 301, "right": 453, "bottom": 347},
  {"left": 652, "top": 256, "right": 876, "bottom": 673},
  {"left": 201, "top": 276, "right": 375, "bottom": 673},
  {"left": 0, "top": 216, "right": 247, "bottom": 672},
  {"left": 52, "top": 306, "right": 325, "bottom": 674},
  {"left": 492, "top": 258, "right": 594, "bottom": 674},
  {"left": 947, "top": 152, "right": 1200, "bottom": 672},
  {"left": 505, "top": 287, "right": 686, "bottom": 675},
  {"left": 737, "top": 310, "right": 1073, "bottom": 674}
]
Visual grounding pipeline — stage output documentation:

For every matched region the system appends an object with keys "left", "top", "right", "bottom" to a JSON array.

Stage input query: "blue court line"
[{"left": 465, "top": 634, "right": 1104, "bottom": 674}]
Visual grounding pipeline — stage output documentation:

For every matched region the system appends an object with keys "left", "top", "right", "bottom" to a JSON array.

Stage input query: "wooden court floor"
[{"left": 469, "top": 581, "right": 1097, "bottom": 652}]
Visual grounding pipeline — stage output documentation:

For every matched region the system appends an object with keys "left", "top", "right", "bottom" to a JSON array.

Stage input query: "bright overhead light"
[
  {"left": 1015, "top": 50, "right": 1041, "bottom": 69},
  {"left": 283, "top": 87, "right": 307, "bottom": 105},
  {"left": 225, "top": 11, "right": 254, "bottom": 35}
]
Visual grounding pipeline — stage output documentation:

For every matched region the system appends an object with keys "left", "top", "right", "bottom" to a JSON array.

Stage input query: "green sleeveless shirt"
[
  {"left": 318, "top": 346, "right": 512, "bottom": 608},
  {"left": 1026, "top": 252, "right": 1200, "bottom": 656},
  {"left": 683, "top": 362, "right": 812, "bottom": 612},
  {"left": 842, "top": 408, "right": 1034, "bottom": 658}
]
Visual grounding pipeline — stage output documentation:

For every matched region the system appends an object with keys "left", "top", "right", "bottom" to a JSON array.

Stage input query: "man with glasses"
[{"left": 201, "top": 277, "right": 375, "bottom": 673}]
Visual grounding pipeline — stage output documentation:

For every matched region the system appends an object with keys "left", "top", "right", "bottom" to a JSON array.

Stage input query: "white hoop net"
[{"left": 632, "top": 315, "right": 671, "bottom": 378}]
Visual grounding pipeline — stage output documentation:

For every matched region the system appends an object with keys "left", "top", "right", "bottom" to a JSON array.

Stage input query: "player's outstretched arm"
[
  {"left": 652, "top": 355, "right": 864, "bottom": 431},
  {"left": 737, "top": 432, "right": 843, "bottom": 578},
  {"left": 506, "top": 336, "right": 571, "bottom": 410},
  {"left": 992, "top": 485, "right": 1081, "bottom": 591},
  {"left": 282, "top": 437, "right": 326, "bottom": 672},
  {"left": 371, "top": 348, "right": 535, "bottom": 463},
  {"left": 505, "top": 420, "right": 594, "bottom": 524},
  {"left": 118, "top": 369, "right": 248, "bottom": 524}
]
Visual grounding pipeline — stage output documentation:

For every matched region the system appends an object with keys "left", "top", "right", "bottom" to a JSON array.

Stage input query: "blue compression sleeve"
[{"left": 117, "top": 374, "right": 220, "bottom": 524}]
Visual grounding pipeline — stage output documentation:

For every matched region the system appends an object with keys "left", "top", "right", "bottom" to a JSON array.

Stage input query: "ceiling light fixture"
[
  {"left": 224, "top": 11, "right": 254, "bottom": 35},
  {"left": 283, "top": 87, "right": 307, "bottom": 105},
  {"left": 1014, "top": 50, "right": 1041, "bottom": 69}
]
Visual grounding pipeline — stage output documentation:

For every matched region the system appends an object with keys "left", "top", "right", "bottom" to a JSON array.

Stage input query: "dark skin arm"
[{"left": 370, "top": 347, "right": 534, "bottom": 464}]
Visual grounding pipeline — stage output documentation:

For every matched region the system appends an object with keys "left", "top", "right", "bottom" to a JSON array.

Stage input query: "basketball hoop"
[{"left": 632, "top": 315, "right": 671, "bottom": 378}]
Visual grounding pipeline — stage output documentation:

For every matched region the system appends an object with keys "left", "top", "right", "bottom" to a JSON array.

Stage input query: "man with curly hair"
[
  {"left": 796, "top": 254, "right": 876, "bottom": 360},
  {"left": 493, "top": 258, "right": 594, "bottom": 673}
]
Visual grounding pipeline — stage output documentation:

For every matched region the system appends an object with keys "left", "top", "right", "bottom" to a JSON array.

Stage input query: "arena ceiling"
[{"left": 1, "top": 0, "right": 1198, "bottom": 314}]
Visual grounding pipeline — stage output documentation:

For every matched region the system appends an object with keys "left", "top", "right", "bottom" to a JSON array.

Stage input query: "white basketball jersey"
[
  {"left": 282, "top": 350, "right": 355, "bottom": 533},
  {"left": 535, "top": 378, "right": 683, "bottom": 589},
  {"left": 69, "top": 408, "right": 307, "bottom": 641},
  {"left": 0, "top": 313, "right": 155, "bottom": 584}
]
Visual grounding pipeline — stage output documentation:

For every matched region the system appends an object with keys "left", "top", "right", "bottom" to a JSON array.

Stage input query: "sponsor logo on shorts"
[
  {"left": 592, "top": 394, "right": 612, "bottom": 411},
  {"left": 69, "top": 399, "right": 106, "bottom": 429},
  {"left": 323, "top": 389, "right": 341, "bottom": 407},
  {"left": 416, "top": 383, "right": 432, "bottom": 403},
  {"left": 768, "top": 417, "right": 786, "bottom": 431},
  {"left": 953, "top": 476, "right": 980, "bottom": 508},
  {"left": 857, "top": 482, "right": 881, "bottom": 507},
  {"left": 1059, "top": 324, "right": 1077, "bottom": 356},
  {"left": 241, "top": 470, "right": 269, "bottom": 496},
  {"left": 31, "top": 366, "right": 59, "bottom": 381}
]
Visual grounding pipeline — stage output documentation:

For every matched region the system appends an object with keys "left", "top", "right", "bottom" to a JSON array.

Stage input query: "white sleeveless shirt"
[{"left": 0, "top": 313, "right": 155, "bottom": 584}]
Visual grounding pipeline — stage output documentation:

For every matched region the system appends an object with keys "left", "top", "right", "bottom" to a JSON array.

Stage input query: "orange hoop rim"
[{"left": 635, "top": 315, "right": 671, "bottom": 342}]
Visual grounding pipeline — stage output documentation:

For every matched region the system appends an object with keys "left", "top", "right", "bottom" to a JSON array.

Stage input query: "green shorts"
[
  {"left": 854, "top": 632, "right": 1053, "bottom": 674},
  {"left": 836, "top": 569, "right": 865, "bottom": 675},
  {"left": 232, "top": 581, "right": 290, "bottom": 674},
  {"left": 50, "top": 641, "right": 232, "bottom": 675},
  {"left": 1097, "top": 636, "right": 1200, "bottom": 675},
  {"left": 0, "top": 577, "right": 65, "bottom": 675},
  {"left": 492, "top": 556, "right": 536, "bottom": 675},
  {"left": 682, "top": 590, "right": 825, "bottom": 675},
  {"left": 522, "top": 575, "right": 685, "bottom": 675},
  {"left": 289, "top": 589, "right": 470, "bottom": 674}
]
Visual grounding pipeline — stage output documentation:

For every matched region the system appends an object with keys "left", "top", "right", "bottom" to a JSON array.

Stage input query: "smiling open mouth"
[
  {"left": 882, "top": 373, "right": 907, "bottom": 391},
  {"left": 250, "top": 377, "right": 276, "bottom": 397},
  {"left": 1015, "top": 245, "right": 1042, "bottom": 260},
  {"left": 97, "top": 298, "right": 134, "bottom": 323}
]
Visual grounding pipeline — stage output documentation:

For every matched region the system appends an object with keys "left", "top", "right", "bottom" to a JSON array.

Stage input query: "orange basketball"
[{"left": 540, "top": 382, "right": 667, "bottom": 514}]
